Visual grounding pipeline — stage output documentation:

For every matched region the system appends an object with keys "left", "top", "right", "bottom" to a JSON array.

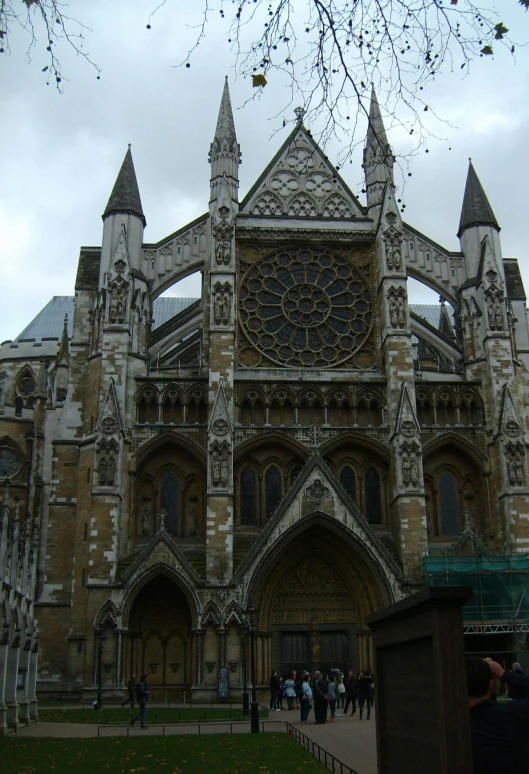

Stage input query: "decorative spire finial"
[{"left": 294, "top": 106, "right": 306, "bottom": 125}]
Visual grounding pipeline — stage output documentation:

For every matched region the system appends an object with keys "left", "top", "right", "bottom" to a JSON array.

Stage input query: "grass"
[
  {"left": 37, "top": 707, "right": 268, "bottom": 724},
  {"left": 0, "top": 733, "right": 327, "bottom": 773}
]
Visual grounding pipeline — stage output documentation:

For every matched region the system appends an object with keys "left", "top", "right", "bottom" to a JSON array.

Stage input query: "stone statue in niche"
[
  {"left": 109, "top": 289, "right": 126, "bottom": 324},
  {"left": 397, "top": 298, "right": 406, "bottom": 327},
  {"left": 410, "top": 456, "right": 419, "bottom": 487},
  {"left": 99, "top": 455, "right": 107, "bottom": 486},
  {"left": 142, "top": 506, "right": 151, "bottom": 535},
  {"left": 515, "top": 454, "right": 525, "bottom": 485},
  {"left": 212, "top": 451, "right": 221, "bottom": 486},
  {"left": 215, "top": 230, "right": 231, "bottom": 266},
  {"left": 222, "top": 291, "right": 230, "bottom": 325},
  {"left": 106, "top": 453, "right": 116, "bottom": 486},
  {"left": 187, "top": 504, "right": 197, "bottom": 537},
  {"left": 214, "top": 292, "right": 223, "bottom": 325},
  {"left": 487, "top": 296, "right": 504, "bottom": 331},
  {"left": 117, "top": 293, "right": 126, "bottom": 322},
  {"left": 389, "top": 298, "right": 399, "bottom": 328},
  {"left": 220, "top": 449, "right": 229, "bottom": 486},
  {"left": 385, "top": 233, "right": 402, "bottom": 271},
  {"left": 507, "top": 455, "right": 516, "bottom": 485},
  {"left": 402, "top": 456, "right": 411, "bottom": 486},
  {"left": 109, "top": 295, "right": 119, "bottom": 323}
]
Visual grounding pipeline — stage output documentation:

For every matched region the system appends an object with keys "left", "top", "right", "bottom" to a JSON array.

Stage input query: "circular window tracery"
[{"left": 239, "top": 247, "right": 373, "bottom": 368}]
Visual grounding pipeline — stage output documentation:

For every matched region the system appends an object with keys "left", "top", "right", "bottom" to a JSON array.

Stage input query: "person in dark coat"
[
  {"left": 344, "top": 669, "right": 358, "bottom": 716},
  {"left": 508, "top": 663, "right": 529, "bottom": 700},
  {"left": 313, "top": 671, "right": 329, "bottom": 724},
  {"left": 121, "top": 674, "right": 135, "bottom": 708},
  {"left": 269, "top": 670, "right": 280, "bottom": 711},
  {"left": 357, "top": 670, "right": 374, "bottom": 720},
  {"left": 130, "top": 673, "right": 148, "bottom": 728},
  {"left": 468, "top": 656, "right": 529, "bottom": 773}
]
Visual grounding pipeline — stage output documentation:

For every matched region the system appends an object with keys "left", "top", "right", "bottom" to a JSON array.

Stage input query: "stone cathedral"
[{"left": 1, "top": 79, "right": 529, "bottom": 724}]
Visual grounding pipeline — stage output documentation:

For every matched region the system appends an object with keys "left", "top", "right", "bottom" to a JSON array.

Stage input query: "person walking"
[
  {"left": 313, "top": 671, "right": 329, "bottom": 724},
  {"left": 121, "top": 674, "right": 135, "bottom": 708},
  {"left": 301, "top": 673, "right": 313, "bottom": 724},
  {"left": 357, "top": 670, "right": 374, "bottom": 720},
  {"left": 344, "top": 670, "right": 358, "bottom": 716},
  {"left": 270, "top": 670, "right": 280, "bottom": 711},
  {"left": 284, "top": 675, "right": 297, "bottom": 710},
  {"left": 278, "top": 676, "right": 285, "bottom": 710},
  {"left": 130, "top": 673, "right": 148, "bottom": 728}
]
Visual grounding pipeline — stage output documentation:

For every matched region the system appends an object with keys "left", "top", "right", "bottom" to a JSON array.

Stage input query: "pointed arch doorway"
[
  {"left": 124, "top": 575, "right": 193, "bottom": 693},
  {"left": 250, "top": 519, "right": 392, "bottom": 679}
]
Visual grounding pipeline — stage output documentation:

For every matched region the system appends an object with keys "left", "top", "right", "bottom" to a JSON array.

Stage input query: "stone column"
[
  {"left": 16, "top": 632, "right": 31, "bottom": 726},
  {"left": 27, "top": 640, "right": 39, "bottom": 722},
  {"left": 5, "top": 630, "right": 21, "bottom": 731},
  {"left": 218, "top": 628, "right": 226, "bottom": 668},
  {"left": 194, "top": 630, "right": 204, "bottom": 686},
  {"left": 0, "top": 628, "right": 8, "bottom": 736}
]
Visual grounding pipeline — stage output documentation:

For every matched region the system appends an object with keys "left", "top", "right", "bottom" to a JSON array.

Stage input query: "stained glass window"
[
  {"left": 439, "top": 471, "right": 459, "bottom": 534},
  {"left": 340, "top": 466, "right": 356, "bottom": 502},
  {"left": 241, "top": 467, "right": 257, "bottom": 525},
  {"left": 365, "top": 467, "right": 382, "bottom": 524},
  {"left": 265, "top": 466, "right": 282, "bottom": 520}
]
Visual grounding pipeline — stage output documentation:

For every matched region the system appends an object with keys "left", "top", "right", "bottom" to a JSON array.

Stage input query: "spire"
[
  {"left": 458, "top": 161, "right": 499, "bottom": 237},
  {"left": 366, "top": 85, "right": 389, "bottom": 146},
  {"left": 363, "top": 86, "right": 394, "bottom": 208},
  {"left": 103, "top": 146, "right": 146, "bottom": 226},
  {"left": 214, "top": 76, "right": 237, "bottom": 145},
  {"left": 56, "top": 314, "right": 70, "bottom": 366},
  {"left": 210, "top": 78, "right": 241, "bottom": 203}
]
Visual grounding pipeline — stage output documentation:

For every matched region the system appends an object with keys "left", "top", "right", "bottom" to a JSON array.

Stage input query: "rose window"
[{"left": 239, "top": 247, "right": 373, "bottom": 368}]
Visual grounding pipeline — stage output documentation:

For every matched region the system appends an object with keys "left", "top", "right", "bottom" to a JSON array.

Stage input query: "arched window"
[
  {"left": 365, "top": 467, "right": 382, "bottom": 524},
  {"left": 14, "top": 396, "right": 24, "bottom": 417},
  {"left": 340, "top": 465, "right": 356, "bottom": 502},
  {"left": 439, "top": 471, "right": 459, "bottom": 535},
  {"left": 240, "top": 467, "right": 257, "bottom": 526},
  {"left": 265, "top": 466, "right": 282, "bottom": 520},
  {"left": 160, "top": 471, "right": 179, "bottom": 534}
]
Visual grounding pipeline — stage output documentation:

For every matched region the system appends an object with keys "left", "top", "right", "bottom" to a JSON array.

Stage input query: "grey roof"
[
  {"left": 504, "top": 259, "right": 526, "bottom": 301},
  {"left": 410, "top": 304, "right": 442, "bottom": 330},
  {"left": 103, "top": 147, "right": 146, "bottom": 226},
  {"left": 16, "top": 297, "right": 74, "bottom": 342},
  {"left": 75, "top": 248, "right": 101, "bottom": 291},
  {"left": 458, "top": 162, "right": 499, "bottom": 236},
  {"left": 14, "top": 296, "right": 198, "bottom": 342}
]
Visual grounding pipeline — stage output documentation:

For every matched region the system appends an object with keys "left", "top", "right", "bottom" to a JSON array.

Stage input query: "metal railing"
[
  {"left": 285, "top": 721, "right": 361, "bottom": 774},
  {"left": 97, "top": 718, "right": 279, "bottom": 738}
]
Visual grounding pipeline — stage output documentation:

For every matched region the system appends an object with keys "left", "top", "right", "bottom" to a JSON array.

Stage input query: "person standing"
[
  {"left": 313, "top": 671, "right": 329, "bottom": 724},
  {"left": 130, "top": 673, "right": 148, "bottom": 728},
  {"left": 327, "top": 673, "right": 338, "bottom": 720},
  {"left": 278, "top": 676, "right": 285, "bottom": 710},
  {"left": 344, "top": 670, "right": 358, "bottom": 716},
  {"left": 270, "top": 670, "right": 280, "bottom": 711},
  {"left": 121, "top": 674, "right": 135, "bottom": 708},
  {"left": 357, "top": 670, "right": 374, "bottom": 720},
  {"left": 301, "top": 673, "right": 313, "bottom": 724},
  {"left": 508, "top": 663, "right": 529, "bottom": 700},
  {"left": 337, "top": 672, "right": 346, "bottom": 710},
  {"left": 284, "top": 675, "right": 296, "bottom": 710}
]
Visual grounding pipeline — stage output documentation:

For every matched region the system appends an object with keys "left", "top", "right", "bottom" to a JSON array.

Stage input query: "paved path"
[{"left": 14, "top": 708, "right": 378, "bottom": 774}]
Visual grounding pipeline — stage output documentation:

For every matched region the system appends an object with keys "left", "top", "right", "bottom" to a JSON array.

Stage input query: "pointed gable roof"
[
  {"left": 103, "top": 146, "right": 146, "bottom": 226},
  {"left": 458, "top": 161, "right": 499, "bottom": 237},
  {"left": 240, "top": 123, "right": 366, "bottom": 219}
]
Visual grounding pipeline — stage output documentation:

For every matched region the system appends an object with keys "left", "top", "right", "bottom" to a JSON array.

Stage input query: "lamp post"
[
  {"left": 246, "top": 600, "right": 259, "bottom": 733},
  {"left": 241, "top": 624, "right": 249, "bottom": 716},
  {"left": 96, "top": 629, "right": 106, "bottom": 710}
]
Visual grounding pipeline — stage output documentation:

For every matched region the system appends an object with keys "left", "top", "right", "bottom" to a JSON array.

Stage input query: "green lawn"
[
  {"left": 0, "top": 733, "right": 326, "bottom": 773},
  {"left": 38, "top": 707, "right": 267, "bottom": 724}
]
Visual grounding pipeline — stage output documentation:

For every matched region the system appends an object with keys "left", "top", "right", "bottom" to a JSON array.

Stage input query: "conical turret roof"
[
  {"left": 458, "top": 161, "right": 499, "bottom": 237},
  {"left": 103, "top": 146, "right": 146, "bottom": 226},
  {"left": 214, "top": 76, "right": 237, "bottom": 144}
]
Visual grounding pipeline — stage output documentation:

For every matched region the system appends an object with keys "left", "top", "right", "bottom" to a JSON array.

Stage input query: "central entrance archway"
[
  {"left": 125, "top": 575, "right": 193, "bottom": 692},
  {"left": 250, "top": 518, "right": 394, "bottom": 679}
]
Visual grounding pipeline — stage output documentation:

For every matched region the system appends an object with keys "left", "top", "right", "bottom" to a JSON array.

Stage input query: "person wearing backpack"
[{"left": 131, "top": 673, "right": 149, "bottom": 728}]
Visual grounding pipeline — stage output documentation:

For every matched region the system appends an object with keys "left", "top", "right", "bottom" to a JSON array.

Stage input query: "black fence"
[{"left": 285, "top": 721, "right": 361, "bottom": 774}]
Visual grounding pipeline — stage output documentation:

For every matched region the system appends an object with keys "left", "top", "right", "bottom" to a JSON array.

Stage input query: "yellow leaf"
[{"left": 252, "top": 73, "right": 267, "bottom": 87}]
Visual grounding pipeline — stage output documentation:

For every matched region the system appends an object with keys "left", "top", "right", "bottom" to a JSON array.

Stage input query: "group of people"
[{"left": 269, "top": 668, "right": 375, "bottom": 724}]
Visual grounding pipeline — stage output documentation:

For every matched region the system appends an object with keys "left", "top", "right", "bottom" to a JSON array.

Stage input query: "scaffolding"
[{"left": 422, "top": 554, "right": 529, "bottom": 635}]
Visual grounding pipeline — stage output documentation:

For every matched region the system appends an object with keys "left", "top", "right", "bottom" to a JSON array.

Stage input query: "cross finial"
[{"left": 294, "top": 106, "right": 306, "bottom": 125}]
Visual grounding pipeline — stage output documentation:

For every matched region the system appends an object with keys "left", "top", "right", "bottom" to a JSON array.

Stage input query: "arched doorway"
[
  {"left": 124, "top": 575, "right": 193, "bottom": 691},
  {"left": 250, "top": 518, "right": 394, "bottom": 679}
]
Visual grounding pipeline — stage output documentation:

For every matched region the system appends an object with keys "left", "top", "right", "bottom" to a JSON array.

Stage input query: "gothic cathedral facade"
[{"left": 1, "top": 80, "right": 528, "bottom": 721}]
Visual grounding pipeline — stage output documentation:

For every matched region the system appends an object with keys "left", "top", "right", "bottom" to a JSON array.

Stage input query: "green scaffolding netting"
[{"left": 422, "top": 555, "right": 529, "bottom": 624}]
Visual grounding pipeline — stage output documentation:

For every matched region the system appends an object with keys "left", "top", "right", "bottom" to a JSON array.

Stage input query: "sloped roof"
[{"left": 14, "top": 296, "right": 198, "bottom": 342}]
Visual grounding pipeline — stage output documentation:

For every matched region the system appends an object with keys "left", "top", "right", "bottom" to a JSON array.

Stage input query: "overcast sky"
[{"left": 2, "top": 1, "right": 529, "bottom": 345}]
